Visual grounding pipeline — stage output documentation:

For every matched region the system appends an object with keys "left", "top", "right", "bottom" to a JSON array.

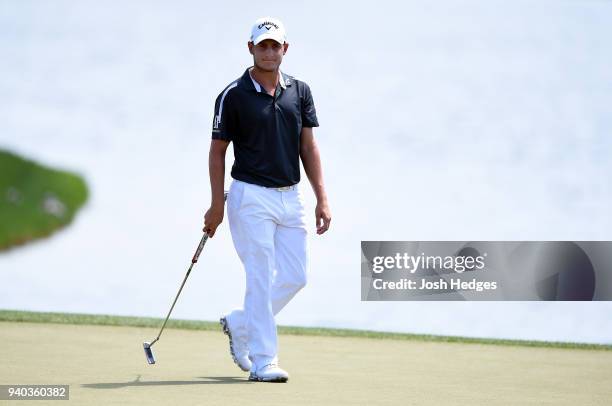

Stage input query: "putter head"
[{"left": 143, "top": 342, "right": 156, "bottom": 364}]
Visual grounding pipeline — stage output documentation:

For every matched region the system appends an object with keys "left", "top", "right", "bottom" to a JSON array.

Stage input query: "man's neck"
[{"left": 250, "top": 66, "right": 280, "bottom": 93}]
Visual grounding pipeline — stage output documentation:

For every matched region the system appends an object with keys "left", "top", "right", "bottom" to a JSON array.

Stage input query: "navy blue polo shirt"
[{"left": 211, "top": 67, "right": 319, "bottom": 188}]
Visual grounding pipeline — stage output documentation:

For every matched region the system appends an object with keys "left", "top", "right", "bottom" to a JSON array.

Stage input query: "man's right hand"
[{"left": 203, "top": 205, "right": 224, "bottom": 238}]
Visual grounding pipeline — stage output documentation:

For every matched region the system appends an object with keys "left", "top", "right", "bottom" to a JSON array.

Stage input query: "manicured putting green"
[{"left": 1, "top": 321, "right": 610, "bottom": 405}]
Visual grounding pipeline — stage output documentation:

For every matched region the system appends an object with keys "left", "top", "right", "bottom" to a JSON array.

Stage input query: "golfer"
[{"left": 203, "top": 17, "right": 331, "bottom": 383}]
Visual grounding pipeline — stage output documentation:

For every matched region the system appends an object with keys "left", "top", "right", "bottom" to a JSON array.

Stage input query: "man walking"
[{"left": 203, "top": 17, "right": 331, "bottom": 383}]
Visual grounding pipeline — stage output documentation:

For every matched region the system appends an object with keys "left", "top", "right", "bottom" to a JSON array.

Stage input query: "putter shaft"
[{"left": 143, "top": 192, "right": 227, "bottom": 364}]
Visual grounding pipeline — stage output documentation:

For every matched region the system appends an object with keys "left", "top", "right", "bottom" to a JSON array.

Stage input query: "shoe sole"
[
  {"left": 248, "top": 374, "right": 289, "bottom": 383},
  {"left": 220, "top": 317, "right": 250, "bottom": 372}
]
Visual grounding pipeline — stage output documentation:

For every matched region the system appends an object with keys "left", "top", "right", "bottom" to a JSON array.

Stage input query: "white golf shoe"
[
  {"left": 220, "top": 316, "right": 251, "bottom": 372},
  {"left": 248, "top": 363, "right": 289, "bottom": 383}
]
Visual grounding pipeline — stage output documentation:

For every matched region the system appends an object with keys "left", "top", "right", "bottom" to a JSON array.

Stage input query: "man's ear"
[
  {"left": 248, "top": 41, "right": 254, "bottom": 55},
  {"left": 283, "top": 42, "right": 289, "bottom": 55}
]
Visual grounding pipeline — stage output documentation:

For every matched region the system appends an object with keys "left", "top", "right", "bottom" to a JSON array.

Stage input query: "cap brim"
[{"left": 252, "top": 32, "right": 285, "bottom": 45}]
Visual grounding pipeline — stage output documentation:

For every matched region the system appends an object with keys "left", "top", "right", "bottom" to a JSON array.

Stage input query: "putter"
[{"left": 143, "top": 192, "right": 227, "bottom": 365}]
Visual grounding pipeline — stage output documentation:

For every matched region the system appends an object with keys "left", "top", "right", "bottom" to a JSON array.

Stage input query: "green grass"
[
  {"left": 1, "top": 309, "right": 610, "bottom": 351},
  {"left": 0, "top": 149, "right": 88, "bottom": 250}
]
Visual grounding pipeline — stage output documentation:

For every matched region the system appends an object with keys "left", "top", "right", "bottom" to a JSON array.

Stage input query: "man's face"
[{"left": 248, "top": 39, "right": 289, "bottom": 72}]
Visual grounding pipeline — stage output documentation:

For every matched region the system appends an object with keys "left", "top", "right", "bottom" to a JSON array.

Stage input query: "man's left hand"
[{"left": 315, "top": 201, "right": 331, "bottom": 235}]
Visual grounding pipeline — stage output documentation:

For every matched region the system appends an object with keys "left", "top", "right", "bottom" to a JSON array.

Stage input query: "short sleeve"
[
  {"left": 301, "top": 83, "right": 319, "bottom": 128},
  {"left": 211, "top": 86, "right": 238, "bottom": 141}
]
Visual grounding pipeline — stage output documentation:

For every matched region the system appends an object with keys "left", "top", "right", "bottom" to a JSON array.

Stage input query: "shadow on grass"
[{"left": 82, "top": 375, "right": 252, "bottom": 389}]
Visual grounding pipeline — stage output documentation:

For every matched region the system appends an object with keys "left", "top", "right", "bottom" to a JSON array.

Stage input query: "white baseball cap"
[{"left": 250, "top": 17, "right": 287, "bottom": 45}]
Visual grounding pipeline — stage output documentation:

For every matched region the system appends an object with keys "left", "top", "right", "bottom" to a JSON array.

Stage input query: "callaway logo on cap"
[{"left": 250, "top": 17, "right": 287, "bottom": 45}]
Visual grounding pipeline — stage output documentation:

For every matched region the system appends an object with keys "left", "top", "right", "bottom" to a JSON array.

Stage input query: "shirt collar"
[{"left": 244, "top": 67, "right": 289, "bottom": 92}]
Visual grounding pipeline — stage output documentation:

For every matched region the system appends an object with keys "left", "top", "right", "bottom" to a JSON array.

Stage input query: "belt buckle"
[{"left": 276, "top": 185, "right": 292, "bottom": 192}]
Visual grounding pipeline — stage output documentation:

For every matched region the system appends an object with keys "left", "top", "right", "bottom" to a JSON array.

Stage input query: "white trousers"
[{"left": 225, "top": 179, "right": 308, "bottom": 371}]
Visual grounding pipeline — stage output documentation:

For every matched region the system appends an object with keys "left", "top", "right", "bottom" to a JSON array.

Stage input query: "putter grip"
[
  {"left": 192, "top": 233, "right": 209, "bottom": 263},
  {"left": 193, "top": 191, "right": 226, "bottom": 263}
]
